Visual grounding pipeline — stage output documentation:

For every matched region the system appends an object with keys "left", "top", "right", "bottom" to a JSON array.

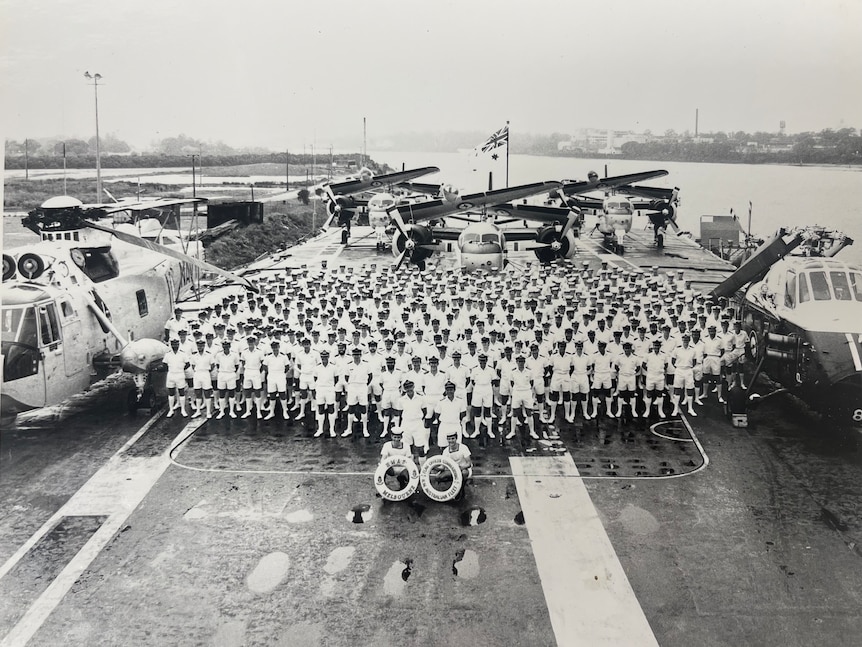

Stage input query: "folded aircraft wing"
[
  {"left": 396, "top": 181, "right": 443, "bottom": 196},
  {"left": 487, "top": 203, "right": 575, "bottom": 225},
  {"left": 613, "top": 184, "right": 677, "bottom": 201},
  {"left": 560, "top": 170, "right": 668, "bottom": 196},
  {"left": 388, "top": 181, "right": 562, "bottom": 224},
  {"left": 326, "top": 166, "right": 440, "bottom": 196}
]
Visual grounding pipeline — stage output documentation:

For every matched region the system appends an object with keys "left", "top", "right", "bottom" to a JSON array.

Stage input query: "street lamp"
[{"left": 84, "top": 71, "right": 103, "bottom": 201}]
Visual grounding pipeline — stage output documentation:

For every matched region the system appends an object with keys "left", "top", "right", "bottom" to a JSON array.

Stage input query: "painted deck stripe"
[
  {"left": 511, "top": 455, "right": 659, "bottom": 647},
  {"left": 845, "top": 333, "right": 862, "bottom": 371},
  {"left": 0, "top": 417, "right": 203, "bottom": 647}
]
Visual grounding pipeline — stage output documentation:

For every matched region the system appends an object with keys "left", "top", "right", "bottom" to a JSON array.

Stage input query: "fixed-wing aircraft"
[
  {"left": 386, "top": 197, "right": 582, "bottom": 272},
  {"left": 1, "top": 196, "right": 251, "bottom": 423},
  {"left": 320, "top": 166, "right": 440, "bottom": 227},
  {"left": 710, "top": 226, "right": 862, "bottom": 425},
  {"left": 553, "top": 170, "right": 679, "bottom": 252}
]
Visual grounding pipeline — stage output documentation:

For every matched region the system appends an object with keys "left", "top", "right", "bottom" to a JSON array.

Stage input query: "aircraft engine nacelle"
[
  {"left": 532, "top": 226, "right": 577, "bottom": 264},
  {"left": 2, "top": 254, "right": 16, "bottom": 281},
  {"left": 6, "top": 253, "right": 50, "bottom": 281},
  {"left": 120, "top": 338, "right": 170, "bottom": 373},
  {"left": 327, "top": 195, "right": 357, "bottom": 216},
  {"left": 391, "top": 224, "right": 434, "bottom": 266}
]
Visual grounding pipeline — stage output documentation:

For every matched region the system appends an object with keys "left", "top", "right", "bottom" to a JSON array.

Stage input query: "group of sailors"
[{"left": 161, "top": 258, "right": 750, "bottom": 459}]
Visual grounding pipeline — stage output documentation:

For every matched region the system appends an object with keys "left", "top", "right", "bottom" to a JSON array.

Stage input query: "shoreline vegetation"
[{"left": 5, "top": 127, "right": 861, "bottom": 169}]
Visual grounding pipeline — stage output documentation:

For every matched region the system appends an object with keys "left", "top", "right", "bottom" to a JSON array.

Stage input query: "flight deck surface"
[{"left": 2, "top": 225, "right": 861, "bottom": 647}]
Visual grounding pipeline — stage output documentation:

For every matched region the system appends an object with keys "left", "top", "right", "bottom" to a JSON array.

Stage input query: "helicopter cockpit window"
[
  {"left": 798, "top": 273, "right": 811, "bottom": 304},
  {"left": 830, "top": 271, "right": 852, "bottom": 301},
  {"left": 1, "top": 307, "right": 40, "bottom": 381},
  {"left": 38, "top": 304, "right": 60, "bottom": 346},
  {"left": 462, "top": 233, "right": 480, "bottom": 244},
  {"left": 481, "top": 233, "right": 499, "bottom": 243},
  {"left": 784, "top": 272, "right": 797, "bottom": 308},
  {"left": 73, "top": 247, "right": 120, "bottom": 283},
  {"left": 1, "top": 307, "right": 38, "bottom": 348},
  {"left": 808, "top": 271, "right": 832, "bottom": 301},
  {"left": 849, "top": 272, "right": 862, "bottom": 301}
]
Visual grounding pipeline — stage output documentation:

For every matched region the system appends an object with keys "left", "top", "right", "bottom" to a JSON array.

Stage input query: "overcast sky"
[{"left": 1, "top": 0, "right": 861, "bottom": 150}]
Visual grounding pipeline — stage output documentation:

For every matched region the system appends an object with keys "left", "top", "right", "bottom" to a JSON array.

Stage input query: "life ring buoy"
[
  {"left": 374, "top": 455, "right": 420, "bottom": 502},
  {"left": 419, "top": 455, "right": 463, "bottom": 502}
]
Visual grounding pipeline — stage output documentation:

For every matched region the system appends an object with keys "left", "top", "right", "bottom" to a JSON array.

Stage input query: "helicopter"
[
  {"left": 710, "top": 226, "right": 862, "bottom": 425},
  {"left": 1, "top": 195, "right": 252, "bottom": 424}
]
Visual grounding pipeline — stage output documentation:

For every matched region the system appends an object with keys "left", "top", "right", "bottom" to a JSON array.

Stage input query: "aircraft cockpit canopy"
[
  {"left": 782, "top": 266, "right": 862, "bottom": 308},
  {"left": 605, "top": 199, "right": 633, "bottom": 214},
  {"left": 460, "top": 232, "right": 502, "bottom": 244},
  {"left": 1, "top": 285, "right": 62, "bottom": 381}
]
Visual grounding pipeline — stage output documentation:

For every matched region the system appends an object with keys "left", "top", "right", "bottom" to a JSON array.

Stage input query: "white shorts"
[
  {"left": 592, "top": 375, "right": 613, "bottom": 391},
  {"left": 380, "top": 389, "right": 400, "bottom": 410},
  {"left": 645, "top": 375, "right": 666, "bottom": 391},
  {"left": 403, "top": 420, "right": 428, "bottom": 448},
  {"left": 617, "top": 375, "right": 637, "bottom": 392},
  {"left": 243, "top": 371, "right": 263, "bottom": 390},
  {"left": 317, "top": 387, "right": 336, "bottom": 406},
  {"left": 498, "top": 377, "right": 512, "bottom": 397},
  {"left": 703, "top": 356, "right": 721, "bottom": 375},
  {"left": 472, "top": 388, "right": 494, "bottom": 408},
  {"left": 216, "top": 373, "right": 238, "bottom": 391},
  {"left": 166, "top": 372, "right": 187, "bottom": 390},
  {"left": 193, "top": 372, "right": 213, "bottom": 391},
  {"left": 298, "top": 375, "right": 315, "bottom": 391},
  {"left": 550, "top": 375, "right": 571, "bottom": 393},
  {"left": 346, "top": 383, "right": 369, "bottom": 406},
  {"left": 511, "top": 389, "right": 534, "bottom": 410},
  {"left": 267, "top": 374, "right": 288, "bottom": 394},
  {"left": 675, "top": 369, "right": 695, "bottom": 390},
  {"left": 571, "top": 375, "right": 590, "bottom": 394}
]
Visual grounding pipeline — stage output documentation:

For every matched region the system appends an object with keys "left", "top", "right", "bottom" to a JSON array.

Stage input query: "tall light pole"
[{"left": 84, "top": 71, "right": 103, "bottom": 201}]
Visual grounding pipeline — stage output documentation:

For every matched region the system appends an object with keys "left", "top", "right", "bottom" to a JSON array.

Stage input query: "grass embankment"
[{"left": 204, "top": 202, "right": 318, "bottom": 270}]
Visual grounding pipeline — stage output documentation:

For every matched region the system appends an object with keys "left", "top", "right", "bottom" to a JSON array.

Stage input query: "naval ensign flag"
[{"left": 471, "top": 122, "right": 509, "bottom": 188}]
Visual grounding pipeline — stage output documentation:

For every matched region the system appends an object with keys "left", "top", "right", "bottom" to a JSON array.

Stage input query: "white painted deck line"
[
  {"left": 0, "top": 418, "right": 204, "bottom": 647},
  {"left": 510, "top": 455, "right": 659, "bottom": 647}
]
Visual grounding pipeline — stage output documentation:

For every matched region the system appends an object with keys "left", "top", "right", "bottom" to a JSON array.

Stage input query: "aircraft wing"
[
  {"left": 560, "top": 170, "right": 668, "bottom": 196},
  {"left": 388, "top": 181, "right": 562, "bottom": 224},
  {"left": 614, "top": 184, "right": 677, "bottom": 201},
  {"left": 326, "top": 166, "right": 440, "bottom": 196},
  {"left": 93, "top": 198, "right": 207, "bottom": 214},
  {"left": 488, "top": 203, "right": 577, "bottom": 225},
  {"left": 85, "top": 220, "right": 258, "bottom": 291},
  {"left": 396, "top": 181, "right": 443, "bottom": 196}
]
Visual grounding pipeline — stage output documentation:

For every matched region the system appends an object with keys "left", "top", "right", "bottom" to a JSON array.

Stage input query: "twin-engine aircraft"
[
  {"left": 710, "top": 227, "right": 862, "bottom": 425},
  {"left": 320, "top": 165, "right": 440, "bottom": 227},
  {"left": 553, "top": 170, "right": 680, "bottom": 252},
  {"left": 1, "top": 196, "right": 251, "bottom": 423}
]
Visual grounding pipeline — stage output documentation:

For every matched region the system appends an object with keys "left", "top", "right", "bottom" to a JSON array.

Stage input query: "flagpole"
[{"left": 505, "top": 120, "right": 510, "bottom": 188}]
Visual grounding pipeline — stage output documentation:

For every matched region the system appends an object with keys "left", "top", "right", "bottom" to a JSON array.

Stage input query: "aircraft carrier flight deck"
[{"left": 2, "top": 224, "right": 862, "bottom": 647}]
